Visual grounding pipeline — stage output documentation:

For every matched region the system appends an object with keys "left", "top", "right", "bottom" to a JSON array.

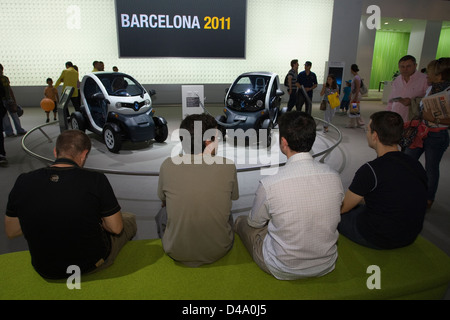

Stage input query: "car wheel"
[
  {"left": 216, "top": 115, "right": 227, "bottom": 140},
  {"left": 70, "top": 112, "right": 86, "bottom": 132},
  {"left": 103, "top": 124, "right": 122, "bottom": 153},
  {"left": 265, "top": 121, "right": 273, "bottom": 148},
  {"left": 154, "top": 123, "right": 168, "bottom": 143},
  {"left": 256, "top": 118, "right": 273, "bottom": 148}
]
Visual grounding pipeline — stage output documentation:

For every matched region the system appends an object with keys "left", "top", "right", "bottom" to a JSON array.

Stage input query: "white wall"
[
  {"left": 1, "top": 0, "right": 333, "bottom": 87},
  {"left": 4, "top": 0, "right": 449, "bottom": 106}
]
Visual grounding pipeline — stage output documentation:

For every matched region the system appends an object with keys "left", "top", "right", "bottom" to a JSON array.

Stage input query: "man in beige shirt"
[{"left": 156, "top": 114, "right": 239, "bottom": 267}]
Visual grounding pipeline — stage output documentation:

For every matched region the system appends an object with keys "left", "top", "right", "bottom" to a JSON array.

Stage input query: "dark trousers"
[
  {"left": 287, "top": 89, "right": 298, "bottom": 111},
  {"left": 338, "top": 205, "right": 382, "bottom": 250},
  {"left": 0, "top": 112, "right": 5, "bottom": 156},
  {"left": 89, "top": 212, "right": 137, "bottom": 274},
  {"left": 297, "top": 91, "right": 312, "bottom": 114}
]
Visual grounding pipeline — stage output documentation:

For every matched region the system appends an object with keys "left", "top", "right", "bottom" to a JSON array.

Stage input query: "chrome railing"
[{"left": 22, "top": 117, "right": 342, "bottom": 176}]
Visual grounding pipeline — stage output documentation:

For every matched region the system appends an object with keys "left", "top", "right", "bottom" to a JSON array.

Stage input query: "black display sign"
[{"left": 115, "top": 0, "right": 247, "bottom": 58}]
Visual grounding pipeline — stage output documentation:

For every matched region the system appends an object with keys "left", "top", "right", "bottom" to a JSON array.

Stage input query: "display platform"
[{"left": 22, "top": 119, "right": 344, "bottom": 176}]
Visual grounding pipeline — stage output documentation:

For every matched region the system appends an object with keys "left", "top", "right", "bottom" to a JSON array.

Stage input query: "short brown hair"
[
  {"left": 179, "top": 114, "right": 217, "bottom": 154},
  {"left": 55, "top": 130, "right": 91, "bottom": 159},
  {"left": 278, "top": 111, "right": 316, "bottom": 152},
  {"left": 369, "top": 111, "right": 404, "bottom": 146}
]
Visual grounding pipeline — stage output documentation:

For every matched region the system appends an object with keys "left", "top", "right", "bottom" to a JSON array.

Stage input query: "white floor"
[{"left": 2, "top": 96, "right": 450, "bottom": 299}]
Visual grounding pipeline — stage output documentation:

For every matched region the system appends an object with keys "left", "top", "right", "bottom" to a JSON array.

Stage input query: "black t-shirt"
[
  {"left": 349, "top": 151, "right": 427, "bottom": 249},
  {"left": 296, "top": 71, "right": 318, "bottom": 98},
  {"left": 6, "top": 165, "right": 121, "bottom": 279}
]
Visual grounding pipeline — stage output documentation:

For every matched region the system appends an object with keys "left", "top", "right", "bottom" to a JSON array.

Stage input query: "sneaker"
[
  {"left": 46, "top": 118, "right": 50, "bottom": 123},
  {"left": 17, "top": 131, "right": 27, "bottom": 136},
  {"left": 0, "top": 155, "right": 7, "bottom": 166},
  {"left": 5, "top": 133, "right": 16, "bottom": 137}
]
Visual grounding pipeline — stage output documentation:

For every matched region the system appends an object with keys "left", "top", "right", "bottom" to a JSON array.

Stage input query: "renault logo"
[{"left": 134, "top": 102, "right": 139, "bottom": 111}]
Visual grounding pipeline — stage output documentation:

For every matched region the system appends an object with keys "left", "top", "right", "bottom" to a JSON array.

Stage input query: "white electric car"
[
  {"left": 70, "top": 72, "right": 168, "bottom": 153},
  {"left": 216, "top": 72, "right": 284, "bottom": 147}
]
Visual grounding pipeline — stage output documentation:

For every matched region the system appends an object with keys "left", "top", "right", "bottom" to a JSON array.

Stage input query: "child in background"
[
  {"left": 44, "top": 78, "right": 59, "bottom": 123},
  {"left": 320, "top": 74, "right": 339, "bottom": 133},
  {"left": 339, "top": 80, "right": 351, "bottom": 115}
]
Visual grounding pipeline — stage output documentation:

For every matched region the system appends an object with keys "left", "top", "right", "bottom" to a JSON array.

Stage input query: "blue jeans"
[
  {"left": 338, "top": 205, "right": 382, "bottom": 250},
  {"left": 405, "top": 129, "right": 449, "bottom": 201},
  {"left": 2, "top": 100, "right": 26, "bottom": 135}
]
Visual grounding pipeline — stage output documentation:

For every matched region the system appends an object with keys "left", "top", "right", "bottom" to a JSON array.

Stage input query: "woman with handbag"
[
  {"left": 320, "top": 74, "right": 339, "bottom": 133},
  {"left": 346, "top": 64, "right": 365, "bottom": 129},
  {"left": 404, "top": 58, "right": 450, "bottom": 210}
]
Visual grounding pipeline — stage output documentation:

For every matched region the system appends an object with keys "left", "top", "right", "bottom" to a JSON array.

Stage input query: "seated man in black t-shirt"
[
  {"left": 339, "top": 111, "right": 427, "bottom": 249},
  {"left": 5, "top": 130, "right": 137, "bottom": 279}
]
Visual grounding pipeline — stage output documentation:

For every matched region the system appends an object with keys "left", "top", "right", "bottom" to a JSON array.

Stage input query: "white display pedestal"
[
  {"left": 382, "top": 81, "right": 393, "bottom": 104},
  {"left": 181, "top": 85, "right": 204, "bottom": 119}
]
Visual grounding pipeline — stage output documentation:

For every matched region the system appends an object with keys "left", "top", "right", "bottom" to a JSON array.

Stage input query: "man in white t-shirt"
[{"left": 234, "top": 111, "right": 343, "bottom": 280}]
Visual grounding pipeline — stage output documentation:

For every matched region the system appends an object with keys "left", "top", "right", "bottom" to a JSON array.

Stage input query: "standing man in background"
[
  {"left": 54, "top": 61, "right": 80, "bottom": 113},
  {"left": 296, "top": 61, "right": 318, "bottom": 114},
  {"left": 286, "top": 59, "right": 299, "bottom": 111},
  {"left": 386, "top": 55, "right": 428, "bottom": 122}
]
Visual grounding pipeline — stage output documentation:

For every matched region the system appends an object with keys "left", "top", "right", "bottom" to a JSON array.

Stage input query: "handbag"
[
  {"left": 349, "top": 102, "right": 360, "bottom": 114},
  {"left": 360, "top": 79, "right": 368, "bottom": 95},
  {"left": 17, "top": 105, "right": 24, "bottom": 117},
  {"left": 320, "top": 100, "right": 327, "bottom": 110},
  {"left": 328, "top": 92, "right": 340, "bottom": 109},
  {"left": 6, "top": 100, "right": 18, "bottom": 113},
  {"left": 400, "top": 115, "right": 422, "bottom": 149}
]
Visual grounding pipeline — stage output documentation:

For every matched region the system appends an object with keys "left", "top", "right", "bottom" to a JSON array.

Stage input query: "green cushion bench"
[{"left": 1, "top": 235, "right": 449, "bottom": 300}]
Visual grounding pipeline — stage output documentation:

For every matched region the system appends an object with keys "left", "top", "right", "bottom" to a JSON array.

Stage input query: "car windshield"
[
  {"left": 230, "top": 75, "right": 270, "bottom": 97},
  {"left": 97, "top": 73, "right": 145, "bottom": 97}
]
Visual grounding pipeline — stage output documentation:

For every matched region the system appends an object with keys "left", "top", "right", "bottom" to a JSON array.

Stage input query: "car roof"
[
  {"left": 86, "top": 72, "right": 128, "bottom": 78},
  {"left": 238, "top": 72, "right": 276, "bottom": 77}
]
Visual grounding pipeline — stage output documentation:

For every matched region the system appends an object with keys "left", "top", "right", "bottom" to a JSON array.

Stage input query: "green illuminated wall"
[
  {"left": 436, "top": 28, "right": 450, "bottom": 59},
  {"left": 370, "top": 26, "right": 450, "bottom": 89},
  {"left": 369, "top": 31, "right": 410, "bottom": 89}
]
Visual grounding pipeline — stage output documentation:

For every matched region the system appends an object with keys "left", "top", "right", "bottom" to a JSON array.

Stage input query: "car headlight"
[
  {"left": 256, "top": 100, "right": 263, "bottom": 108},
  {"left": 115, "top": 102, "right": 122, "bottom": 108},
  {"left": 227, "top": 98, "right": 234, "bottom": 106},
  {"left": 145, "top": 99, "right": 151, "bottom": 106}
]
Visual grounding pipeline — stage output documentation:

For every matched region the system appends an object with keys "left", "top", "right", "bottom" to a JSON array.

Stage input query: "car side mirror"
[
  {"left": 276, "top": 89, "right": 285, "bottom": 97},
  {"left": 149, "top": 89, "right": 156, "bottom": 97}
]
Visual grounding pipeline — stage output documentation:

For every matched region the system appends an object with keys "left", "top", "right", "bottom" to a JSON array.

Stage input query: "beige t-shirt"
[{"left": 158, "top": 154, "right": 239, "bottom": 267}]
